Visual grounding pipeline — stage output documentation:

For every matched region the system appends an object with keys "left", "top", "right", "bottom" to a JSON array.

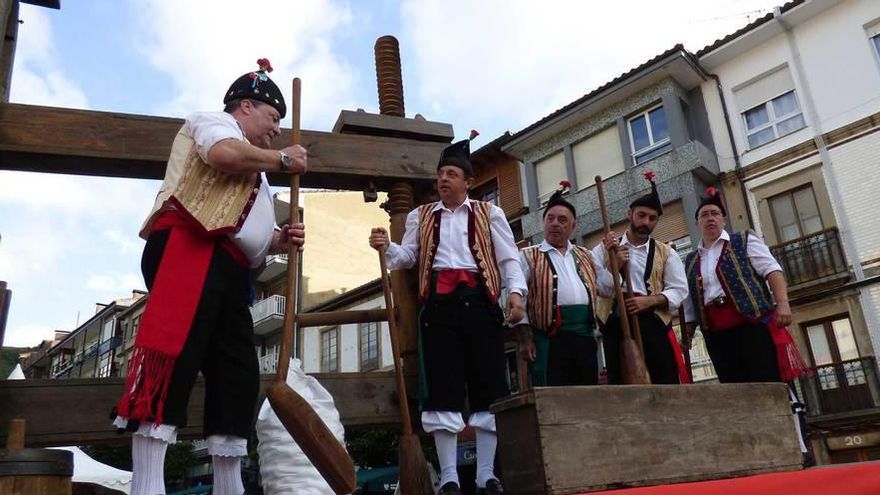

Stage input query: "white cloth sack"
[{"left": 256, "top": 358, "right": 347, "bottom": 495}]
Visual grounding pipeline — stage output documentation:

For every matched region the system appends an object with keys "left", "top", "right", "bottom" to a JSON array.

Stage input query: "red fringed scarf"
[
  {"left": 116, "top": 211, "right": 245, "bottom": 424},
  {"left": 766, "top": 314, "right": 812, "bottom": 382}
]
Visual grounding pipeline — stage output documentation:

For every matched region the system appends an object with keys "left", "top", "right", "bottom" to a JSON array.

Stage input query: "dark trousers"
[
  {"left": 704, "top": 322, "right": 780, "bottom": 383},
  {"left": 603, "top": 312, "right": 680, "bottom": 384},
  {"left": 547, "top": 332, "right": 599, "bottom": 386},
  {"left": 141, "top": 229, "right": 259, "bottom": 438},
  {"left": 420, "top": 292, "right": 509, "bottom": 412}
]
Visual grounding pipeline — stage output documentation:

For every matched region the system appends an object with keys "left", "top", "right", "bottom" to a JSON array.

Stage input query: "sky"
[{"left": 0, "top": 0, "right": 785, "bottom": 348}]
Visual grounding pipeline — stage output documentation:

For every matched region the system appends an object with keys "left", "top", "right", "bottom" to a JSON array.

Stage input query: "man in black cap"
[
  {"left": 513, "top": 182, "right": 615, "bottom": 386},
  {"left": 592, "top": 171, "right": 690, "bottom": 384},
  {"left": 369, "top": 133, "right": 525, "bottom": 495},
  {"left": 113, "top": 59, "right": 307, "bottom": 495}
]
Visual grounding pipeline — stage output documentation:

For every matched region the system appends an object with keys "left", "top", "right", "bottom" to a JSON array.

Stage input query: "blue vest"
[{"left": 685, "top": 231, "right": 775, "bottom": 328}]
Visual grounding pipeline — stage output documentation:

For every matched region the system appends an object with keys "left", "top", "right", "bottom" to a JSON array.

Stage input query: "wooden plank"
[
  {"left": 297, "top": 308, "right": 390, "bottom": 328},
  {"left": 0, "top": 103, "right": 445, "bottom": 190},
  {"left": 0, "top": 372, "right": 400, "bottom": 447},
  {"left": 492, "top": 384, "right": 803, "bottom": 494}
]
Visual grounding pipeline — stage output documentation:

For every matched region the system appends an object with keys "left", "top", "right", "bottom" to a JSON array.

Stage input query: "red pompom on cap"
[
  {"left": 705, "top": 186, "right": 718, "bottom": 197},
  {"left": 469, "top": 129, "right": 480, "bottom": 141},
  {"left": 559, "top": 180, "right": 571, "bottom": 189},
  {"left": 643, "top": 170, "right": 656, "bottom": 182},
  {"left": 256, "top": 58, "right": 273, "bottom": 73}
]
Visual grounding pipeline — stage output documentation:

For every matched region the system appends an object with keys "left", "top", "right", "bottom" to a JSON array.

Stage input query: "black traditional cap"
[
  {"left": 629, "top": 170, "right": 663, "bottom": 215},
  {"left": 437, "top": 129, "right": 479, "bottom": 177},
  {"left": 695, "top": 185, "right": 726, "bottom": 219},
  {"left": 544, "top": 180, "right": 576, "bottom": 218},
  {"left": 223, "top": 58, "right": 287, "bottom": 118}
]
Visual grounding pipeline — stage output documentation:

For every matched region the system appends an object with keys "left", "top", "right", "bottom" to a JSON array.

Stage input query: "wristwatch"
[{"left": 279, "top": 151, "right": 292, "bottom": 172}]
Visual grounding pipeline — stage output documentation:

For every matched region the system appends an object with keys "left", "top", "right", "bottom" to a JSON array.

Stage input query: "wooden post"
[
  {"left": 0, "top": 0, "right": 18, "bottom": 102},
  {"left": 6, "top": 419, "right": 24, "bottom": 449},
  {"left": 385, "top": 183, "right": 420, "bottom": 376},
  {"left": 0, "top": 281, "right": 10, "bottom": 347}
]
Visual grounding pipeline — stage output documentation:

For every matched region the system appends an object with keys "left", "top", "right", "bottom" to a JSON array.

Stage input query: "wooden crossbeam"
[
  {"left": 0, "top": 103, "right": 444, "bottom": 190},
  {"left": 0, "top": 372, "right": 401, "bottom": 447}
]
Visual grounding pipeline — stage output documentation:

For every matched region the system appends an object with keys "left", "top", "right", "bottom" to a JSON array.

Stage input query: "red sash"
[
  {"left": 434, "top": 269, "right": 478, "bottom": 295},
  {"left": 115, "top": 210, "right": 247, "bottom": 424},
  {"left": 667, "top": 327, "right": 692, "bottom": 384}
]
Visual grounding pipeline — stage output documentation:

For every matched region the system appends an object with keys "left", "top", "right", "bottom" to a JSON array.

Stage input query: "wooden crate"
[{"left": 490, "top": 384, "right": 802, "bottom": 494}]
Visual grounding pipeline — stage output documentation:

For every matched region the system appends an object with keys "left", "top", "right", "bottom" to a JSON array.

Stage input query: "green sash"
[{"left": 529, "top": 304, "right": 594, "bottom": 386}]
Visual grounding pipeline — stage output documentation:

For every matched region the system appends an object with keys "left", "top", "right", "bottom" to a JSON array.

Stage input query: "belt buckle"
[{"left": 710, "top": 295, "right": 727, "bottom": 307}]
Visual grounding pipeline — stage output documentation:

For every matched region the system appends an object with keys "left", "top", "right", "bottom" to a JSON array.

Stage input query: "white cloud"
[
  {"left": 131, "top": 0, "right": 359, "bottom": 130},
  {"left": 400, "top": 0, "right": 782, "bottom": 138},
  {"left": 86, "top": 272, "right": 143, "bottom": 295},
  {"left": 10, "top": 5, "right": 88, "bottom": 108},
  {"left": 3, "top": 323, "right": 55, "bottom": 348}
]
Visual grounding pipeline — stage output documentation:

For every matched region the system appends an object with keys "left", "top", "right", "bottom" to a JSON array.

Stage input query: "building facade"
[{"left": 698, "top": 0, "right": 880, "bottom": 464}]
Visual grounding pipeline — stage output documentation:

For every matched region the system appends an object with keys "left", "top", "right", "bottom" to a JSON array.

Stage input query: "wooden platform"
[{"left": 490, "top": 384, "right": 802, "bottom": 495}]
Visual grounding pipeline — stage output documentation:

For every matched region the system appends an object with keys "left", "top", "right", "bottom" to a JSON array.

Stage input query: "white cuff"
[
  {"left": 207, "top": 434, "right": 248, "bottom": 457},
  {"left": 468, "top": 411, "right": 496, "bottom": 433},
  {"left": 422, "top": 411, "right": 465, "bottom": 434},
  {"left": 117, "top": 417, "right": 177, "bottom": 444}
]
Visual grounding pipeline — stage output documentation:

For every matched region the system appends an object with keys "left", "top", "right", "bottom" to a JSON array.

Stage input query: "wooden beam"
[
  {"left": 0, "top": 372, "right": 401, "bottom": 447},
  {"left": 297, "top": 308, "right": 389, "bottom": 328},
  {"left": 0, "top": 103, "right": 444, "bottom": 190},
  {"left": 0, "top": 0, "right": 17, "bottom": 102}
]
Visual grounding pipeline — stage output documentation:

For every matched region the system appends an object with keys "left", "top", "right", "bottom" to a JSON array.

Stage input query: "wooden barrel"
[{"left": 0, "top": 448, "right": 73, "bottom": 495}]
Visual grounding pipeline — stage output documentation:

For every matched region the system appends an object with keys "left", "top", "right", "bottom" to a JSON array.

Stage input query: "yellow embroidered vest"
[
  {"left": 416, "top": 201, "right": 501, "bottom": 303},
  {"left": 139, "top": 125, "right": 261, "bottom": 239},
  {"left": 523, "top": 245, "right": 598, "bottom": 333},
  {"left": 595, "top": 238, "right": 673, "bottom": 325}
]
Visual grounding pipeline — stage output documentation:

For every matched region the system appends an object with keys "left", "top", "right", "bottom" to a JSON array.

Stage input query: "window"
[
  {"left": 742, "top": 90, "right": 805, "bottom": 148},
  {"left": 628, "top": 105, "right": 671, "bottom": 165},
  {"left": 535, "top": 151, "right": 567, "bottom": 204},
  {"left": 358, "top": 322, "right": 380, "bottom": 371},
  {"left": 101, "top": 318, "right": 115, "bottom": 343},
  {"left": 131, "top": 315, "right": 141, "bottom": 341},
  {"left": 97, "top": 352, "right": 113, "bottom": 378},
  {"left": 321, "top": 327, "right": 339, "bottom": 373},
  {"left": 768, "top": 185, "right": 822, "bottom": 242},
  {"left": 873, "top": 34, "right": 880, "bottom": 58},
  {"left": 471, "top": 179, "right": 499, "bottom": 207},
  {"left": 572, "top": 126, "right": 625, "bottom": 187}
]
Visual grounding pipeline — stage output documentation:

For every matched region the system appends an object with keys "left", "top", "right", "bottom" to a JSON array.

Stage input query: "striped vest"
[
  {"left": 595, "top": 238, "right": 674, "bottom": 325},
  {"left": 523, "top": 245, "right": 598, "bottom": 333},
  {"left": 416, "top": 201, "right": 502, "bottom": 303},
  {"left": 685, "top": 231, "right": 775, "bottom": 328},
  {"left": 140, "top": 125, "right": 261, "bottom": 239}
]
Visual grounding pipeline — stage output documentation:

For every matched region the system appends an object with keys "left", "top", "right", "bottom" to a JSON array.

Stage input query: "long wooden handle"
[
  {"left": 595, "top": 176, "right": 633, "bottom": 341},
  {"left": 276, "top": 77, "right": 302, "bottom": 383},
  {"left": 622, "top": 262, "right": 645, "bottom": 358},
  {"left": 378, "top": 248, "right": 414, "bottom": 435}
]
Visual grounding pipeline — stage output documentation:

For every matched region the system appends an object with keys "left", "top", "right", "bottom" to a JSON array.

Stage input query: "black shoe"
[
  {"left": 479, "top": 478, "right": 504, "bottom": 495},
  {"left": 439, "top": 481, "right": 462, "bottom": 495}
]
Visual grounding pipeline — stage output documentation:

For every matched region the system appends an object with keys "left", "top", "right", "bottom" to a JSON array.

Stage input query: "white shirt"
[
  {"left": 514, "top": 240, "right": 616, "bottom": 326},
  {"left": 384, "top": 198, "right": 527, "bottom": 296},
  {"left": 590, "top": 232, "right": 689, "bottom": 311},
  {"left": 682, "top": 230, "right": 783, "bottom": 322},
  {"left": 185, "top": 112, "right": 276, "bottom": 268}
]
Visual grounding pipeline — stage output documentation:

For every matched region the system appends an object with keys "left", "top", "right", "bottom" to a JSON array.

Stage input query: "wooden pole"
[{"left": 595, "top": 176, "right": 651, "bottom": 384}]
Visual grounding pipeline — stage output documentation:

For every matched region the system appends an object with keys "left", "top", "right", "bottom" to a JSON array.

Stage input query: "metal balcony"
[
  {"left": 256, "top": 253, "right": 288, "bottom": 283},
  {"left": 796, "top": 356, "right": 880, "bottom": 417},
  {"left": 769, "top": 227, "right": 849, "bottom": 290},
  {"left": 250, "top": 295, "right": 285, "bottom": 336}
]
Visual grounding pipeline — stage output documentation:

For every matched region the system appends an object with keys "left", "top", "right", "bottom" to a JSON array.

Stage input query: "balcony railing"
[
  {"left": 258, "top": 348, "right": 279, "bottom": 374},
  {"left": 770, "top": 227, "right": 848, "bottom": 288},
  {"left": 251, "top": 295, "right": 286, "bottom": 335},
  {"left": 256, "top": 253, "right": 289, "bottom": 282},
  {"left": 97, "top": 336, "right": 123, "bottom": 356},
  {"left": 796, "top": 356, "right": 880, "bottom": 417}
]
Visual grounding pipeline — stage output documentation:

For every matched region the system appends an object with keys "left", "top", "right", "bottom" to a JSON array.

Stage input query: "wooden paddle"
[
  {"left": 265, "top": 77, "right": 356, "bottom": 494},
  {"left": 378, "top": 249, "right": 434, "bottom": 495},
  {"left": 595, "top": 176, "right": 651, "bottom": 385}
]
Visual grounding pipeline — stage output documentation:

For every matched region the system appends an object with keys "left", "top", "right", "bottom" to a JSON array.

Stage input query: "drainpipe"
[
  {"left": 709, "top": 73, "right": 755, "bottom": 229},
  {"left": 773, "top": 7, "right": 880, "bottom": 360}
]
